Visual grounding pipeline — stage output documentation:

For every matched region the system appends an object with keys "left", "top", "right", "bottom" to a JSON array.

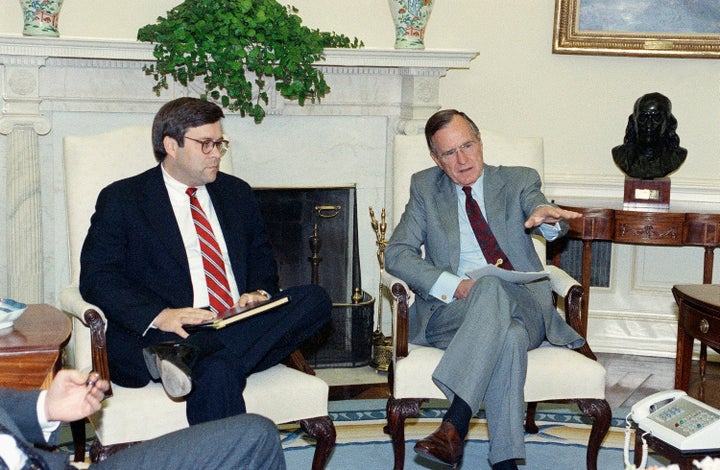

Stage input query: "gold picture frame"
[{"left": 553, "top": 0, "right": 720, "bottom": 58}]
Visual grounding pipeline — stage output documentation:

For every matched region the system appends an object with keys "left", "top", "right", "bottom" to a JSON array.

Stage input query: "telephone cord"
[{"left": 624, "top": 413, "right": 649, "bottom": 469}]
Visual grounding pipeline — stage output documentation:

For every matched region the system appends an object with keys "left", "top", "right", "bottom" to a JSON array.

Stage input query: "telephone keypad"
[{"left": 652, "top": 402, "right": 720, "bottom": 437}]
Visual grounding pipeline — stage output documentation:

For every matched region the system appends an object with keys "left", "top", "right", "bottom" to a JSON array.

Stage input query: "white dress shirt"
[{"left": 161, "top": 165, "right": 241, "bottom": 308}]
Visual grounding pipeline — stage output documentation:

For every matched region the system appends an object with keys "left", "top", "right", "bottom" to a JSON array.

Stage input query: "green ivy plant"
[{"left": 138, "top": 0, "right": 363, "bottom": 123}]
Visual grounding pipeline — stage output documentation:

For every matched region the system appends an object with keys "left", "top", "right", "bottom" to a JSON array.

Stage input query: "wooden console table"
[
  {"left": 550, "top": 203, "right": 720, "bottom": 338},
  {"left": 0, "top": 304, "right": 72, "bottom": 389}
]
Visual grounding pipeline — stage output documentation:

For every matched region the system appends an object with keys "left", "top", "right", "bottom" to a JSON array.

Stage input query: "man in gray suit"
[
  {"left": 385, "top": 109, "right": 584, "bottom": 469},
  {"left": 0, "top": 369, "right": 285, "bottom": 469}
]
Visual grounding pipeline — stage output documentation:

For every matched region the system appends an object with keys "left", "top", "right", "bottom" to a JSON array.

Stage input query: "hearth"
[{"left": 254, "top": 187, "right": 374, "bottom": 368}]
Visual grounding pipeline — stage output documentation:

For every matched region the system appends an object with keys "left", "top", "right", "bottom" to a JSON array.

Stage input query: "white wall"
[{"left": 3, "top": 0, "right": 719, "bottom": 357}]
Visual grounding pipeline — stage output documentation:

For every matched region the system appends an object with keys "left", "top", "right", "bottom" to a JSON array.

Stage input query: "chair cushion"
[
  {"left": 93, "top": 364, "right": 329, "bottom": 445},
  {"left": 393, "top": 344, "right": 606, "bottom": 402},
  {"left": 91, "top": 381, "right": 187, "bottom": 445},
  {"left": 244, "top": 364, "right": 329, "bottom": 424}
]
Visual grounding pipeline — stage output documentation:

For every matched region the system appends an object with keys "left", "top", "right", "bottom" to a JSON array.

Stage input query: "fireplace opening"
[{"left": 253, "top": 186, "right": 374, "bottom": 368}]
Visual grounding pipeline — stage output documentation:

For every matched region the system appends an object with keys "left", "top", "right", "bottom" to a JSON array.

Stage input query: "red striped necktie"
[
  {"left": 462, "top": 186, "right": 514, "bottom": 270},
  {"left": 186, "top": 187, "right": 234, "bottom": 313}
]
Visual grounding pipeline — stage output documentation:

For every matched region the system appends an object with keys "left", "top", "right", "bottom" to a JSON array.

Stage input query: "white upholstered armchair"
[
  {"left": 61, "top": 126, "right": 335, "bottom": 468},
  {"left": 381, "top": 131, "right": 611, "bottom": 470}
]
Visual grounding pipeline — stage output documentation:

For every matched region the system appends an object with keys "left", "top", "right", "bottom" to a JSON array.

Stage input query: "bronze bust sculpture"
[{"left": 612, "top": 92, "right": 687, "bottom": 179}]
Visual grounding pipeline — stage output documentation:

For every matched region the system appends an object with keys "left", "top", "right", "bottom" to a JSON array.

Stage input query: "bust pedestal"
[{"left": 623, "top": 177, "right": 670, "bottom": 212}]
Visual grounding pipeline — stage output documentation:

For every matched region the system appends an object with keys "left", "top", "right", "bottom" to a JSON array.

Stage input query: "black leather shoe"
[
  {"left": 143, "top": 343, "right": 195, "bottom": 398},
  {"left": 414, "top": 421, "right": 464, "bottom": 468},
  {"left": 492, "top": 459, "right": 519, "bottom": 470}
]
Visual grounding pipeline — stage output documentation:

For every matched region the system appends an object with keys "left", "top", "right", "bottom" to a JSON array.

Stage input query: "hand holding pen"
[{"left": 44, "top": 369, "right": 109, "bottom": 423}]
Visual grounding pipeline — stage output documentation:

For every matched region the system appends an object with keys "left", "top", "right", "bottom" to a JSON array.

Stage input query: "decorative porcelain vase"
[
  {"left": 388, "top": 0, "right": 434, "bottom": 49},
  {"left": 19, "top": 0, "right": 65, "bottom": 37}
]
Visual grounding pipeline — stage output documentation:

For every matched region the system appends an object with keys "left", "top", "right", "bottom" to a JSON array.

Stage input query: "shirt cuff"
[
  {"left": 429, "top": 272, "right": 463, "bottom": 304},
  {"left": 539, "top": 221, "right": 562, "bottom": 241},
  {"left": 37, "top": 390, "right": 61, "bottom": 442}
]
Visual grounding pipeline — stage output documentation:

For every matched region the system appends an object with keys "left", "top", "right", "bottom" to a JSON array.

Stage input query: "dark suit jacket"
[
  {"left": 79, "top": 165, "right": 279, "bottom": 387},
  {"left": 0, "top": 388, "right": 68, "bottom": 470},
  {"left": 385, "top": 164, "right": 583, "bottom": 348}
]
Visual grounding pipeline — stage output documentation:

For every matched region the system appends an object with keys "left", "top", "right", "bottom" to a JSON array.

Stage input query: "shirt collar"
[{"left": 454, "top": 172, "right": 485, "bottom": 199}]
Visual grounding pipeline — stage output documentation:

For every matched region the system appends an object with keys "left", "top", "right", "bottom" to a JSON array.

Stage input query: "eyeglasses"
[
  {"left": 184, "top": 136, "right": 230, "bottom": 156},
  {"left": 435, "top": 140, "right": 479, "bottom": 161}
]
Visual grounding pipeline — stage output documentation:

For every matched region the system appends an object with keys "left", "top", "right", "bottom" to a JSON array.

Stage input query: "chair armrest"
[
  {"left": 543, "top": 267, "right": 597, "bottom": 360},
  {"left": 282, "top": 349, "right": 316, "bottom": 376},
  {"left": 60, "top": 285, "right": 114, "bottom": 398},
  {"left": 380, "top": 270, "right": 410, "bottom": 359},
  {"left": 544, "top": 264, "right": 577, "bottom": 298},
  {"left": 60, "top": 285, "right": 108, "bottom": 327}
]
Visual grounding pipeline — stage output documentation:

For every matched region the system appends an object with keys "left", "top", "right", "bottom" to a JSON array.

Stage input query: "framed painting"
[{"left": 553, "top": 0, "right": 720, "bottom": 58}]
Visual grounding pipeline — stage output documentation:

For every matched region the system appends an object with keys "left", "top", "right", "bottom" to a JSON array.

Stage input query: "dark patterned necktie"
[
  {"left": 462, "top": 186, "right": 514, "bottom": 270},
  {"left": 186, "top": 187, "right": 234, "bottom": 313}
]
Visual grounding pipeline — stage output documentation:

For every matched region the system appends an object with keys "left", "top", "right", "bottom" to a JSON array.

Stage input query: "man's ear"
[{"left": 163, "top": 135, "right": 178, "bottom": 158}]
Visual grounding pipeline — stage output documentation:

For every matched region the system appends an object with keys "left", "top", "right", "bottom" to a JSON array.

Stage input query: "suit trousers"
[
  {"left": 425, "top": 276, "right": 547, "bottom": 465},
  {"left": 93, "top": 413, "right": 285, "bottom": 470},
  {"left": 182, "top": 283, "right": 331, "bottom": 424}
]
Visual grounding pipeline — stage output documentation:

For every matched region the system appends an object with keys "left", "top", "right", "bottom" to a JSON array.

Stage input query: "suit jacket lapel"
[
  {"left": 482, "top": 165, "right": 512, "bottom": 254},
  {"left": 140, "top": 166, "right": 189, "bottom": 272},
  {"left": 434, "top": 173, "right": 461, "bottom": 273}
]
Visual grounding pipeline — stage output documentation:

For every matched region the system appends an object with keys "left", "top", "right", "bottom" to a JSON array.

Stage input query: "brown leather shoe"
[{"left": 414, "top": 421, "right": 464, "bottom": 468}]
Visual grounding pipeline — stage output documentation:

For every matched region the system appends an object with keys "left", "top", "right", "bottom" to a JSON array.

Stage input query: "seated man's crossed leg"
[{"left": 415, "top": 277, "right": 546, "bottom": 469}]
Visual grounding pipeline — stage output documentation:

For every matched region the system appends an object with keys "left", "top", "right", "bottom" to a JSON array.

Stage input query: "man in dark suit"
[
  {"left": 0, "top": 369, "right": 285, "bottom": 469},
  {"left": 79, "top": 97, "right": 332, "bottom": 424},
  {"left": 385, "top": 110, "right": 584, "bottom": 469}
]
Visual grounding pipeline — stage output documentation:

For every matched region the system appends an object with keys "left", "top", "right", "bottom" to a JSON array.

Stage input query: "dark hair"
[
  {"left": 424, "top": 109, "right": 480, "bottom": 154},
  {"left": 623, "top": 92, "right": 680, "bottom": 149},
  {"left": 151, "top": 97, "right": 225, "bottom": 162}
]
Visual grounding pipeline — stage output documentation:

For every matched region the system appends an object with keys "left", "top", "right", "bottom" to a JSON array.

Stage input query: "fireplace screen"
[{"left": 253, "top": 187, "right": 374, "bottom": 368}]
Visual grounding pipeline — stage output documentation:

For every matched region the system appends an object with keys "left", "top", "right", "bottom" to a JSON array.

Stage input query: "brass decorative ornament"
[{"left": 369, "top": 207, "right": 392, "bottom": 371}]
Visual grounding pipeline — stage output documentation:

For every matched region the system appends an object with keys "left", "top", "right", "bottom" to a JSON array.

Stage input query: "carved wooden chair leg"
[
  {"left": 299, "top": 416, "right": 336, "bottom": 470},
  {"left": 70, "top": 418, "right": 87, "bottom": 462},
  {"left": 575, "top": 398, "right": 611, "bottom": 470},
  {"left": 384, "top": 397, "right": 428, "bottom": 470},
  {"left": 89, "top": 439, "right": 139, "bottom": 464},
  {"left": 524, "top": 401, "right": 539, "bottom": 434}
]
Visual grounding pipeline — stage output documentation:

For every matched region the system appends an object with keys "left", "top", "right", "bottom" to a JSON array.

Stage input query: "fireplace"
[{"left": 254, "top": 187, "right": 375, "bottom": 368}]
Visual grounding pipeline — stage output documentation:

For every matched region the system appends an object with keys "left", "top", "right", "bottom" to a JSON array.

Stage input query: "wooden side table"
[
  {"left": 672, "top": 284, "right": 720, "bottom": 405},
  {"left": 634, "top": 427, "right": 720, "bottom": 470},
  {"left": 0, "top": 304, "right": 72, "bottom": 389}
]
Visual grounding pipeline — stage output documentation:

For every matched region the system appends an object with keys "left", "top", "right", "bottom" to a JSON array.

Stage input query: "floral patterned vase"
[
  {"left": 19, "top": 0, "right": 65, "bottom": 37},
  {"left": 388, "top": 0, "right": 434, "bottom": 49}
]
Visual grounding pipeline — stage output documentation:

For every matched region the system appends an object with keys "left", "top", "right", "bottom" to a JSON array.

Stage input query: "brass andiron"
[
  {"left": 308, "top": 224, "right": 322, "bottom": 285},
  {"left": 369, "top": 206, "right": 393, "bottom": 371}
]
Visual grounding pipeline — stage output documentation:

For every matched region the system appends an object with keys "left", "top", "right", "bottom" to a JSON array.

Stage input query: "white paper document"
[{"left": 465, "top": 264, "right": 550, "bottom": 284}]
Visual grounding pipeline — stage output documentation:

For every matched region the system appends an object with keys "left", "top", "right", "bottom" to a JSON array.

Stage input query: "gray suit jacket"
[
  {"left": 385, "top": 164, "right": 583, "bottom": 348},
  {"left": 0, "top": 388, "right": 69, "bottom": 469}
]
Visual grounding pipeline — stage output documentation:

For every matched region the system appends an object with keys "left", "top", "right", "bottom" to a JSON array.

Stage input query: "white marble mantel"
[{"left": 0, "top": 34, "right": 477, "bottom": 305}]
